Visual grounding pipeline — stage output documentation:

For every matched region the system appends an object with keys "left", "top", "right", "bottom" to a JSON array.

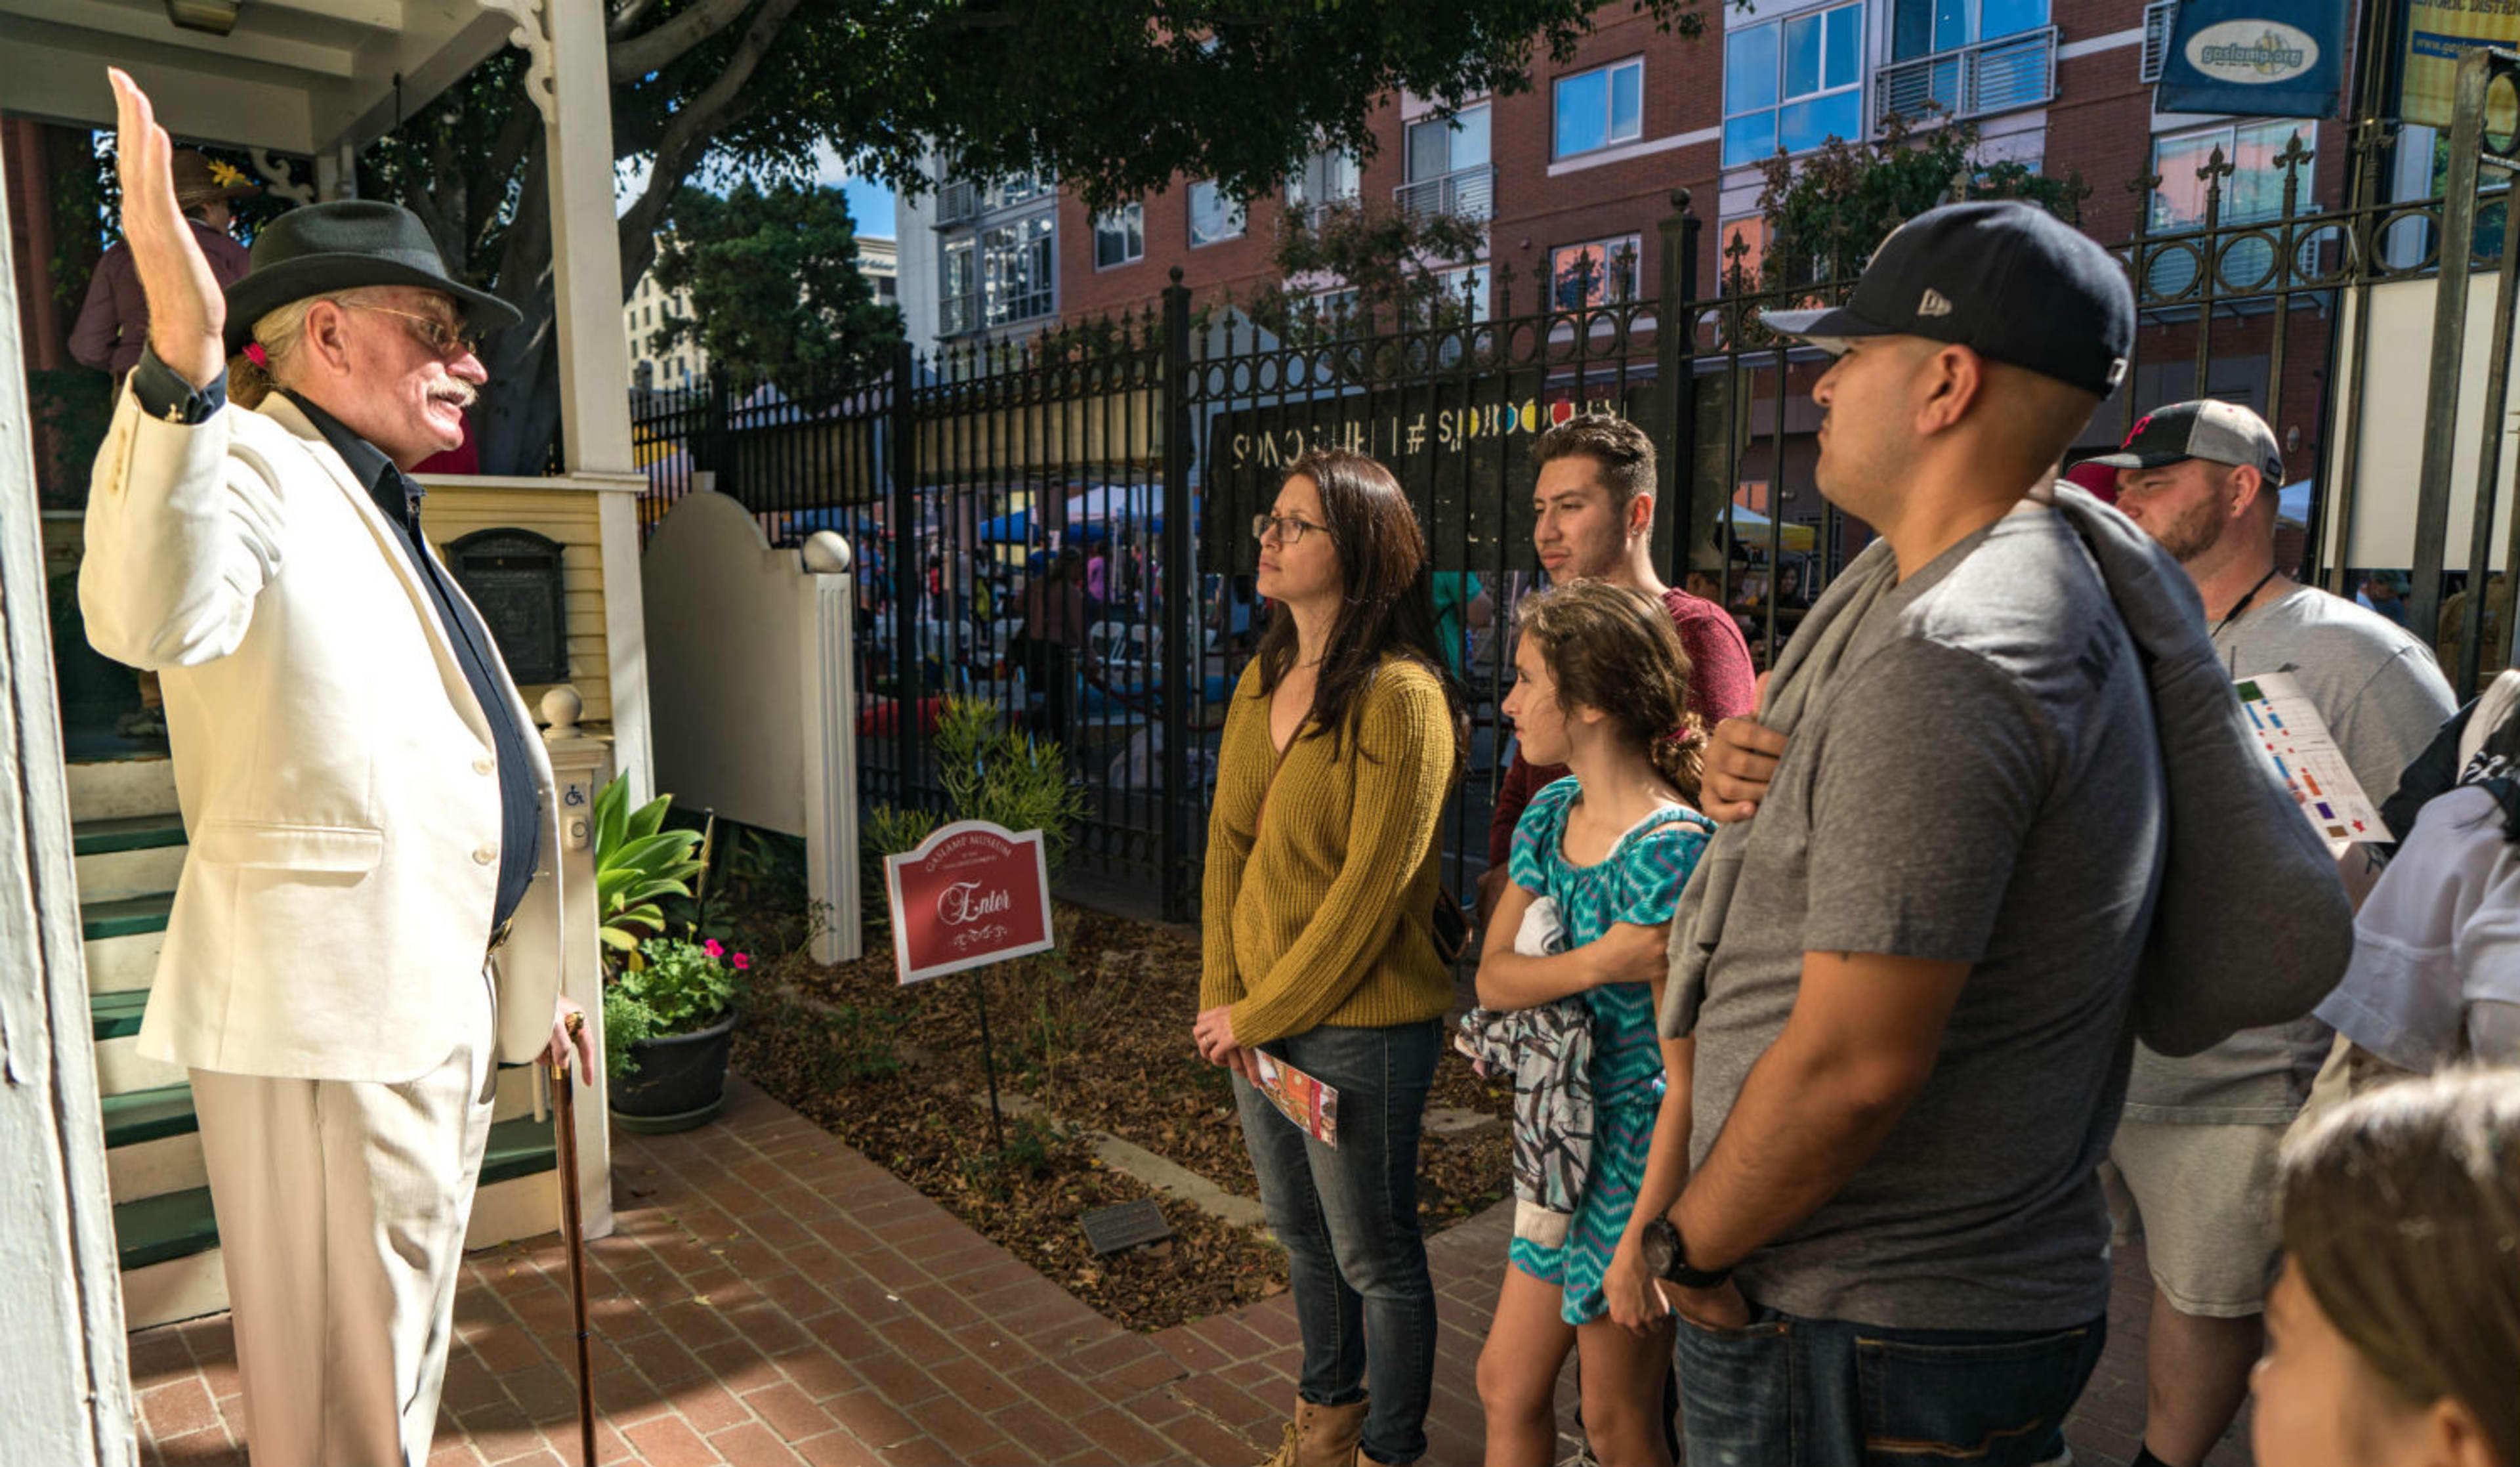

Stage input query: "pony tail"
[
  {"left": 229, "top": 341, "right": 277, "bottom": 410},
  {"left": 1652, "top": 712, "right": 1708, "bottom": 810}
]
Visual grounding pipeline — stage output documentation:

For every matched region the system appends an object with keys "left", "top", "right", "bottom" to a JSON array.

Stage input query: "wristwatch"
[{"left": 1638, "top": 1216, "right": 1733, "bottom": 1290}]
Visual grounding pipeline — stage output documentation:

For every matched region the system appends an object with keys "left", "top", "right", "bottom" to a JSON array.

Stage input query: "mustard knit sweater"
[{"left": 1200, "top": 654, "right": 1458, "bottom": 1046}]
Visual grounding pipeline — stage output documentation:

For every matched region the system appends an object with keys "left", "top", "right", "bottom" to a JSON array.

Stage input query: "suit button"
[
  {"left": 473, "top": 756, "right": 495, "bottom": 775},
  {"left": 473, "top": 846, "right": 496, "bottom": 866}
]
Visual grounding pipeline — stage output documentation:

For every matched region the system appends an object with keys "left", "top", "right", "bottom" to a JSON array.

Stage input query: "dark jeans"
[
  {"left": 1234, "top": 1021, "right": 1441, "bottom": 1465},
  {"left": 1674, "top": 1302, "right": 2104, "bottom": 1467}
]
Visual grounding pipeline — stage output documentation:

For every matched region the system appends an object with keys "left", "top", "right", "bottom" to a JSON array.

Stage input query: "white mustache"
[{"left": 429, "top": 383, "right": 478, "bottom": 409}]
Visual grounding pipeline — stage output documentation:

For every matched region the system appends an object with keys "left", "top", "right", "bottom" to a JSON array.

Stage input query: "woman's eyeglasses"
[
  {"left": 350, "top": 303, "right": 482, "bottom": 360},
  {"left": 1252, "top": 513, "right": 1331, "bottom": 546}
]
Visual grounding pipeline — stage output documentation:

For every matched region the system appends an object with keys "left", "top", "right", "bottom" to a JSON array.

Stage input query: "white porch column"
[{"left": 536, "top": 0, "right": 654, "bottom": 801}]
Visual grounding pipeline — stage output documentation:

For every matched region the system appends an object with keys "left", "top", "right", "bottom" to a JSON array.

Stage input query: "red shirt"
[{"left": 1486, "top": 586, "right": 1756, "bottom": 867}]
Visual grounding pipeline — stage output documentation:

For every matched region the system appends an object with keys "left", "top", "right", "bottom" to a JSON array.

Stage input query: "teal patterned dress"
[{"left": 1503, "top": 776, "right": 1712, "bottom": 1325}]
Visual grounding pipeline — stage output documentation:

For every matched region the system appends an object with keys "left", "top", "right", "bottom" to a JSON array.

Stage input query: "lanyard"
[{"left": 2214, "top": 568, "right": 2280, "bottom": 641}]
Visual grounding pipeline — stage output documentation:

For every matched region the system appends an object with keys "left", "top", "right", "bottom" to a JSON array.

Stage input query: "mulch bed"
[{"left": 726, "top": 901, "right": 1513, "bottom": 1332}]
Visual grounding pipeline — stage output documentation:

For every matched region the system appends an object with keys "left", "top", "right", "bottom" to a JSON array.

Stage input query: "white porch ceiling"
[{"left": 0, "top": 0, "right": 518, "bottom": 159}]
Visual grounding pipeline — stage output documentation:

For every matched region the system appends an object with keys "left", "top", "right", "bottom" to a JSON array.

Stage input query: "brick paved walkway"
[{"left": 132, "top": 1077, "right": 2251, "bottom": 1467}]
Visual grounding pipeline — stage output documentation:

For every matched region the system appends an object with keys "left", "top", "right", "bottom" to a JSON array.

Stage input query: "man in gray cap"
[
  {"left": 2092, "top": 399, "right": 2453, "bottom": 1467},
  {"left": 1612, "top": 201, "right": 2346, "bottom": 1466},
  {"left": 79, "top": 70, "right": 592, "bottom": 1466}
]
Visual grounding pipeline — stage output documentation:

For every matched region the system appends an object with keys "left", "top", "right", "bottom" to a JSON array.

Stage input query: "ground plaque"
[
  {"left": 1080, "top": 1198, "right": 1173, "bottom": 1256},
  {"left": 445, "top": 528, "right": 569, "bottom": 684}
]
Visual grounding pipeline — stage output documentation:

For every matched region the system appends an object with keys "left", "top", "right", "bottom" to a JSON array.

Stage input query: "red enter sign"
[{"left": 883, "top": 820, "right": 1057, "bottom": 983}]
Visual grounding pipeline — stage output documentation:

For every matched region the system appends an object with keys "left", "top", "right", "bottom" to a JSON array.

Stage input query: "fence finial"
[{"left": 1671, "top": 188, "right": 1692, "bottom": 215}]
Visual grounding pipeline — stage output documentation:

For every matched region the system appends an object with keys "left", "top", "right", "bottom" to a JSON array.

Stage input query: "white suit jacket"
[{"left": 80, "top": 387, "right": 564, "bottom": 1083}]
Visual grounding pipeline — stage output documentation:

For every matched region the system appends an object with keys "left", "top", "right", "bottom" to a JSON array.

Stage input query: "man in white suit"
[{"left": 80, "top": 70, "right": 596, "bottom": 1466}]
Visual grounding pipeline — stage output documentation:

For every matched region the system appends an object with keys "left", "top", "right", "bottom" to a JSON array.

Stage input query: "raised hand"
[{"left": 107, "top": 68, "right": 224, "bottom": 389}]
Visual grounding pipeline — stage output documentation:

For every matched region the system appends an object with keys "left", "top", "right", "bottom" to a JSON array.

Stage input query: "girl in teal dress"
[{"left": 1473, "top": 581, "right": 1713, "bottom": 1467}]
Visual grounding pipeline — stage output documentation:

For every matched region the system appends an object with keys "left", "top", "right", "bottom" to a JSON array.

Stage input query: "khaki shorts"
[{"left": 2100, "top": 1118, "right": 2283, "bottom": 1319}]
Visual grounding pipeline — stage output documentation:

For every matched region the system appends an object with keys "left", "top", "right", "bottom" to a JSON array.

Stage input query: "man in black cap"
[
  {"left": 78, "top": 70, "right": 593, "bottom": 1466},
  {"left": 2091, "top": 400, "right": 2452, "bottom": 1467},
  {"left": 1610, "top": 201, "right": 2183, "bottom": 1462}
]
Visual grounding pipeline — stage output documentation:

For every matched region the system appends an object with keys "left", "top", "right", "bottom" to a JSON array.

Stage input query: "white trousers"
[{"left": 192, "top": 966, "right": 498, "bottom": 1467}]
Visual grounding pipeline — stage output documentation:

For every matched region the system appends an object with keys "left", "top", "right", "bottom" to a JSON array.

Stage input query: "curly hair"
[{"left": 1513, "top": 579, "right": 1704, "bottom": 804}]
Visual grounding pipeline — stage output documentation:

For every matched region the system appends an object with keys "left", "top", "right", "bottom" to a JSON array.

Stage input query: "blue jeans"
[
  {"left": 1234, "top": 1021, "right": 1441, "bottom": 1465},
  {"left": 1674, "top": 1302, "right": 2105, "bottom": 1467}
]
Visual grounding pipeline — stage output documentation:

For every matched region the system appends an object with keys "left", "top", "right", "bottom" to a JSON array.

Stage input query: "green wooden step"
[
  {"left": 102, "top": 1082, "right": 198, "bottom": 1148},
  {"left": 83, "top": 892, "right": 173, "bottom": 943},
  {"left": 74, "top": 813, "right": 186, "bottom": 857},
  {"left": 112, "top": 1115, "right": 560, "bottom": 1272},
  {"left": 93, "top": 988, "right": 149, "bottom": 1042}
]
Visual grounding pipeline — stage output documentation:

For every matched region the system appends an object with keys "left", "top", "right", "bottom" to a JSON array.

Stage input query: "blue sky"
[{"left": 614, "top": 142, "right": 896, "bottom": 240}]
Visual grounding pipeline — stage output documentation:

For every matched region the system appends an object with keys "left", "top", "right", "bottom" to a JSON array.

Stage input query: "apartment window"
[
  {"left": 1401, "top": 105, "right": 1494, "bottom": 222},
  {"left": 940, "top": 238, "right": 978, "bottom": 335},
  {"left": 984, "top": 214, "right": 1057, "bottom": 324},
  {"left": 1555, "top": 58, "right": 1645, "bottom": 159},
  {"left": 1892, "top": 0, "right": 2049, "bottom": 60},
  {"left": 2140, "top": 0, "right": 2178, "bottom": 83},
  {"left": 1550, "top": 236, "right": 1641, "bottom": 310},
  {"left": 2149, "top": 119, "right": 2314, "bottom": 295},
  {"left": 1407, "top": 105, "right": 1491, "bottom": 183},
  {"left": 1095, "top": 203, "right": 1144, "bottom": 268},
  {"left": 981, "top": 171, "right": 1054, "bottom": 212},
  {"left": 1717, "top": 215, "right": 1769, "bottom": 291},
  {"left": 1436, "top": 263, "right": 1492, "bottom": 322},
  {"left": 1188, "top": 181, "right": 1246, "bottom": 247},
  {"left": 1288, "top": 148, "right": 1362, "bottom": 210},
  {"left": 1725, "top": 4, "right": 1863, "bottom": 167}
]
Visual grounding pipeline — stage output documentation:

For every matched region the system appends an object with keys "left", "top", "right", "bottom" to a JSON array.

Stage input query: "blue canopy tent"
[{"left": 977, "top": 484, "right": 1171, "bottom": 543}]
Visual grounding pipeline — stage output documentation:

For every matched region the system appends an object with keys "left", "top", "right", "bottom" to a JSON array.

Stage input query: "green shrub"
[
  {"left": 861, "top": 802, "right": 942, "bottom": 937},
  {"left": 592, "top": 775, "right": 704, "bottom": 962},
  {"left": 931, "top": 696, "right": 1086, "bottom": 880}
]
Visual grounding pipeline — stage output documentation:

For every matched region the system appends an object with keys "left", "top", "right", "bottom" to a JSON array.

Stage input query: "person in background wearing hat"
[
  {"left": 2092, "top": 398, "right": 2454, "bottom": 1467},
  {"left": 1619, "top": 201, "right": 2174, "bottom": 1464},
  {"left": 77, "top": 71, "right": 591, "bottom": 1467},
  {"left": 70, "top": 145, "right": 258, "bottom": 385}
]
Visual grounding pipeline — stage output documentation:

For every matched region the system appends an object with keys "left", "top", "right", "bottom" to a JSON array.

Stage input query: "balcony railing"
[
  {"left": 1874, "top": 26, "right": 2058, "bottom": 127},
  {"left": 1395, "top": 165, "right": 1495, "bottom": 224},
  {"left": 935, "top": 180, "right": 978, "bottom": 226}
]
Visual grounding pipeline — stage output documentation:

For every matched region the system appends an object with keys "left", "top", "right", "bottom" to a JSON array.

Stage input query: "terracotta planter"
[{"left": 608, "top": 1008, "right": 738, "bottom": 1134}]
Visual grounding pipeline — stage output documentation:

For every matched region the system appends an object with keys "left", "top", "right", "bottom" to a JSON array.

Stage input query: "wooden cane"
[{"left": 551, "top": 1011, "right": 598, "bottom": 1467}]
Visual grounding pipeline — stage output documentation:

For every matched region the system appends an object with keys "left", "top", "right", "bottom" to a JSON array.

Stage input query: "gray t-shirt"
[
  {"left": 1690, "top": 507, "right": 2166, "bottom": 1332},
  {"left": 2124, "top": 583, "right": 2457, "bottom": 1123}
]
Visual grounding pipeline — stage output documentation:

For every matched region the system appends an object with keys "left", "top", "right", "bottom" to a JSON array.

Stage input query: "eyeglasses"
[
  {"left": 1252, "top": 513, "right": 1332, "bottom": 546},
  {"left": 350, "top": 303, "right": 481, "bottom": 360}
]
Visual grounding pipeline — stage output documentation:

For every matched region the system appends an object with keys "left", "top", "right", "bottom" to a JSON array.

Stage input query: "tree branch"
[
  {"left": 468, "top": 100, "right": 541, "bottom": 257},
  {"left": 616, "top": 0, "right": 801, "bottom": 252},
  {"left": 608, "top": 0, "right": 758, "bottom": 84},
  {"left": 608, "top": 0, "right": 662, "bottom": 42}
]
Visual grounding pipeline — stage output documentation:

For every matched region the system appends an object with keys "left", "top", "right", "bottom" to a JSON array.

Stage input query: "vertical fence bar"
[
  {"left": 889, "top": 339, "right": 919, "bottom": 815},
  {"left": 1160, "top": 270, "right": 1195, "bottom": 921},
  {"left": 2460, "top": 157, "right": 2520, "bottom": 696},
  {"left": 1658, "top": 191, "right": 1700, "bottom": 579},
  {"left": 2410, "top": 45, "right": 2497, "bottom": 643}
]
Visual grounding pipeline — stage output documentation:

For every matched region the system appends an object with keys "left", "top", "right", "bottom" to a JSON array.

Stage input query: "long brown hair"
[
  {"left": 1513, "top": 580, "right": 1705, "bottom": 807},
  {"left": 1254, "top": 448, "right": 1465, "bottom": 767},
  {"left": 2278, "top": 1069, "right": 2520, "bottom": 1465}
]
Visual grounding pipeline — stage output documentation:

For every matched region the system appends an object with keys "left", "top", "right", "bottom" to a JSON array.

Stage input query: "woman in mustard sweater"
[{"left": 1194, "top": 448, "right": 1465, "bottom": 1467}]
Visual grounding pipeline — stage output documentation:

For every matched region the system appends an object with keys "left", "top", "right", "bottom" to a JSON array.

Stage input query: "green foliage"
[
  {"left": 602, "top": 937, "right": 749, "bottom": 1081},
  {"left": 956, "top": 1115, "right": 1066, "bottom": 1199},
  {"left": 652, "top": 182, "right": 904, "bottom": 389},
  {"left": 1745, "top": 114, "right": 2092, "bottom": 293},
  {"left": 1246, "top": 199, "right": 1490, "bottom": 345},
  {"left": 349, "top": 0, "right": 1718, "bottom": 474},
  {"left": 592, "top": 775, "right": 705, "bottom": 963},
  {"left": 932, "top": 696, "right": 1087, "bottom": 881},
  {"left": 861, "top": 802, "right": 944, "bottom": 937}
]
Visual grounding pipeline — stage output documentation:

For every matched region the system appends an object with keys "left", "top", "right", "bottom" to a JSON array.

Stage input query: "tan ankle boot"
[{"left": 1257, "top": 1395, "right": 1370, "bottom": 1467}]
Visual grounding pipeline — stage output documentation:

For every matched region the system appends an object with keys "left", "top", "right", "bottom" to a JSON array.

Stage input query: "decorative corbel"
[
  {"left": 249, "top": 148, "right": 314, "bottom": 205},
  {"left": 476, "top": 0, "right": 556, "bottom": 123}
]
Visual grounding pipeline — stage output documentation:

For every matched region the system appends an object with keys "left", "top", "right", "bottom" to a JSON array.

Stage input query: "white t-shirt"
[{"left": 2317, "top": 783, "right": 2520, "bottom": 1071}]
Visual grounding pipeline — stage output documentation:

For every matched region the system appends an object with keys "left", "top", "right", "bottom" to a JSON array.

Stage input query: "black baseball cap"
[
  {"left": 1761, "top": 200, "right": 2135, "bottom": 399},
  {"left": 2084, "top": 399, "right": 2286, "bottom": 486}
]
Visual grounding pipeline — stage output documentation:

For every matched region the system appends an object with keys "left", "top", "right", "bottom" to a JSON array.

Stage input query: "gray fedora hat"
[{"left": 222, "top": 200, "right": 520, "bottom": 355}]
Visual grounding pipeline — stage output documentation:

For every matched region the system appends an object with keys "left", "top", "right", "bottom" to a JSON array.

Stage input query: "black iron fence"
[{"left": 631, "top": 142, "right": 2506, "bottom": 921}]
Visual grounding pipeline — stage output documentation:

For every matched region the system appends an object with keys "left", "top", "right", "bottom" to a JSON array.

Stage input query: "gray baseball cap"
[{"left": 2084, "top": 399, "right": 2285, "bottom": 486}]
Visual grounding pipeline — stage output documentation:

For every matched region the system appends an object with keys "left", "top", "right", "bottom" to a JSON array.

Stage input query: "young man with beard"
[
  {"left": 2090, "top": 399, "right": 2454, "bottom": 1467},
  {"left": 1476, "top": 415, "right": 1754, "bottom": 924}
]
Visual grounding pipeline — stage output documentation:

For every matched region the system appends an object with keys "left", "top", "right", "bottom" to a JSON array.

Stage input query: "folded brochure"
[
  {"left": 2235, "top": 670, "right": 2383, "bottom": 847},
  {"left": 1253, "top": 1052, "right": 1339, "bottom": 1147}
]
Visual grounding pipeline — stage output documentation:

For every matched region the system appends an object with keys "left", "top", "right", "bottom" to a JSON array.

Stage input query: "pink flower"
[
  {"left": 733, "top": 954, "right": 751, "bottom": 971},
  {"left": 703, "top": 939, "right": 723, "bottom": 958}
]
